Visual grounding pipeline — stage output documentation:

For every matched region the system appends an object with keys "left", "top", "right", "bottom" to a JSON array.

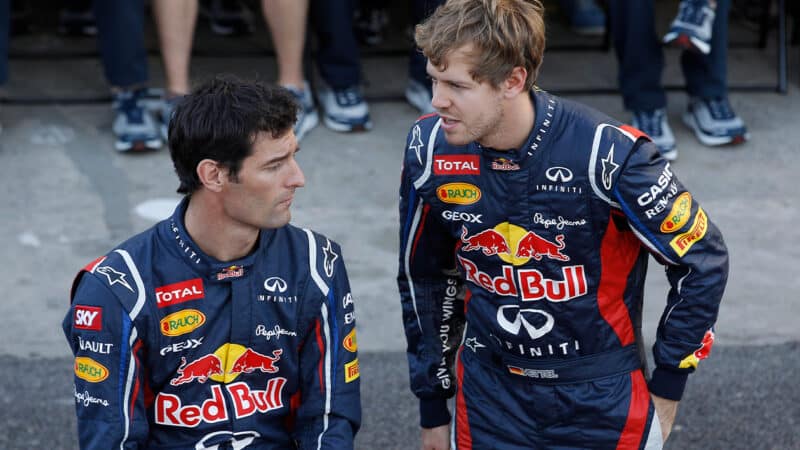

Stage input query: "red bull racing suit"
[
  {"left": 398, "top": 90, "right": 728, "bottom": 449},
  {"left": 63, "top": 198, "right": 360, "bottom": 449}
]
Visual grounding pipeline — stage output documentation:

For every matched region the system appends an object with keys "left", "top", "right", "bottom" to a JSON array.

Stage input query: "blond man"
[{"left": 398, "top": 1, "right": 728, "bottom": 448}]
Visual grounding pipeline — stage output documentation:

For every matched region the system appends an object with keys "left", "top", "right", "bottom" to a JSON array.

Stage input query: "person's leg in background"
[
  {"left": 261, "top": 0, "right": 318, "bottom": 141},
  {"left": 93, "top": 0, "right": 161, "bottom": 151},
  {"left": 309, "top": 0, "right": 371, "bottom": 132},
  {"left": 680, "top": 0, "right": 749, "bottom": 146},
  {"left": 152, "top": 0, "right": 198, "bottom": 140},
  {"left": 608, "top": 0, "right": 677, "bottom": 160},
  {"left": 406, "top": 0, "right": 443, "bottom": 115}
]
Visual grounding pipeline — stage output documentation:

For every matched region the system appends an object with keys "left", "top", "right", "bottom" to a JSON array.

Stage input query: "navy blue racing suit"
[
  {"left": 64, "top": 198, "right": 360, "bottom": 449},
  {"left": 398, "top": 90, "right": 728, "bottom": 449}
]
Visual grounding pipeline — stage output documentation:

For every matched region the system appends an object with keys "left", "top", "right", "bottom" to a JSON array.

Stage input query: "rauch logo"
[
  {"left": 437, "top": 182, "right": 481, "bottom": 205},
  {"left": 160, "top": 309, "right": 206, "bottom": 337},
  {"left": 74, "top": 357, "right": 109, "bottom": 383}
]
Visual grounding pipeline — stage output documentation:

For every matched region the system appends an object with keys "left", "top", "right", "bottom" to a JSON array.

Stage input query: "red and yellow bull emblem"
[
  {"left": 74, "top": 357, "right": 109, "bottom": 383},
  {"left": 170, "top": 343, "right": 283, "bottom": 386},
  {"left": 160, "top": 309, "right": 206, "bottom": 337},
  {"left": 343, "top": 329, "right": 357, "bottom": 353},
  {"left": 461, "top": 223, "right": 569, "bottom": 266},
  {"left": 345, "top": 358, "right": 360, "bottom": 383},
  {"left": 669, "top": 208, "right": 707, "bottom": 257},
  {"left": 679, "top": 330, "right": 715, "bottom": 369},
  {"left": 660, "top": 192, "right": 692, "bottom": 233},
  {"left": 437, "top": 182, "right": 481, "bottom": 205}
]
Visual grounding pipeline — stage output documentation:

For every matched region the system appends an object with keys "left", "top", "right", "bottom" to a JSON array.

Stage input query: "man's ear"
[
  {"left": 196, "top": 159, "right": 226, "bottom": 193},
  {"left": 503, "top": 66, "right": 529, "bottom": 98}
]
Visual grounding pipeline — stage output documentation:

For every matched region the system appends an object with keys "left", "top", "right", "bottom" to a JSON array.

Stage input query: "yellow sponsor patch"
[
  {"left": 660, "top": 192, "right": 692, "bottom": 233},
  {"left": 345, "top": 359, "right": 360, "bottom": 383},
  {"left": 74, "top": 357, "right": 109, "bottom": 383},
  {"left": 436, "top": 183, "right": 481, "bottom": 205},
  {"left": 160, "top": 309, "right": 206, "bottom": 337},
  {"left": 669, "top": 208, "right": 708, "bottom": 257},
  {"left": 343, "top": 329, "right": 357, "bottom": 353}
]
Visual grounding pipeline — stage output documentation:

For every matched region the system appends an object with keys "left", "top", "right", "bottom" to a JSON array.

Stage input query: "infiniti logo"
[
  {"left": 545, "top": 167, "right": 573, "bottom": 183},
  {"left": 497, "top": 305, "right": 554, "bottom": 339},
  {"left": 263, "top": 277, "right": 288, "bottom": 293}
]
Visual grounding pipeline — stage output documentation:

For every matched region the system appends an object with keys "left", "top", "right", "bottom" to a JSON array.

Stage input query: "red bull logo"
[
  {"left": 460, "top": 224, "right": 570, "bottom": 264},
  {"left": 170, "top": 354, "right": 223, "bottom": 386},
  {"left": 155, "top": 377, "right": 287, "bottom": 427},
  {"left": 230, "top": 349, "right": 283, "bottom": 374},
  {"left": 461, "top": 226, "right": 510, "bottom": 256},
  {"left": 168, "top": 344, "right": 284, "bottom": 386},
  {"left": 679, "top": 330, "right": 715, "bottom": 369},
  {"left": 458, "top": 256, "right": 587, "bottom": 302}
]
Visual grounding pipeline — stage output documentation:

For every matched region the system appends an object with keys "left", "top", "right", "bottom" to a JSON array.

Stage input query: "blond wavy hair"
[{"left": 415, "top": 0, "right": 546, "bottom": 91}]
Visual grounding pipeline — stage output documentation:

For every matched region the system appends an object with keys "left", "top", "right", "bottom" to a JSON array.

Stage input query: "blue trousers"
[
  {"left": 608, "top": 0, "right": 730, "bottom": 111},
  {"left": 408, "top": 0, "right": 445, "bottom": 85},
  {"left": 0, "top": 0, "right": 8, "bottom": 85},
  {"left": 0, "top": 0, "right": 147, "bottom": 88},
  {"left": 309, "top": 0, "right": 362, "bottom": 89}
]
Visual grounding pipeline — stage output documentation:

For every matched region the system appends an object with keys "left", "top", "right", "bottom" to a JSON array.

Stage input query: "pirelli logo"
[
  {"left": 670, "top": 208, "right": 707, "bottom": 257},
  {"left": 345, "top": 359, "right": 360, "bottom": 383}
]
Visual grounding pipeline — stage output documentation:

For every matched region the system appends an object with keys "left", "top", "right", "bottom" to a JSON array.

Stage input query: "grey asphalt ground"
[{"left": 1, "top": 3, "right": 799, "bottom": 449}]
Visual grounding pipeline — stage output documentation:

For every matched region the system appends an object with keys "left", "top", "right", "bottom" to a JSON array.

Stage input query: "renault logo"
[
  {"left": 545, "top": 167, "right": 573, "bottom": 183},
  {"left": 263, "top": 277, "right": 288, "bottom": 293}
]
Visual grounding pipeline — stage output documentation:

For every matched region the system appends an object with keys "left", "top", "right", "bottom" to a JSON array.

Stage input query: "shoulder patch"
[{"left": 589, "top": 124, "right": 639, "bottom": 206}]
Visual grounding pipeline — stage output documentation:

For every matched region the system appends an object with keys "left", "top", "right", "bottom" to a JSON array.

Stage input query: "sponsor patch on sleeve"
[
  {"left": 74, "top": 357, "right": 109, "bottom": 383},
  {"left": 660, "top": 192, "right": 692, "bottom": 233},
  {"left": 345, "top": 358, "right": 360, "bottom": 383},
  {"left": 343, "top": 329, "right": 357, "bottom": 353},
  {"left": 669, "top": 208, "right": 707, "bottom": 257},
  {"left": 74, "top": 305, "right": 102, "bottom": 331}
]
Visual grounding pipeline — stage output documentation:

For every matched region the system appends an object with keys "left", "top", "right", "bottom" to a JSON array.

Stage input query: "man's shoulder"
[{"left": 70, "top": 226, "right": 160, "bottom": 305}]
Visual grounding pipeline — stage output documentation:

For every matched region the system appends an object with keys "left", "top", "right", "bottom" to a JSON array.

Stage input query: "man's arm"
[
  {"left": 398, "top": 125, "right": 465, "bottom": 432},
  {"left": 294, "top": 238, "right": 360, "bottom": 450},
  {"left": 613, "top": 140, "right": 728, "bottom": 402},
  {"left": 63, "top": 272, "right": 150, "bottom": 449}
]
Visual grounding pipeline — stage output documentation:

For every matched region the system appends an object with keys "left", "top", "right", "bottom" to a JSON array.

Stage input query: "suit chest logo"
[{"left": 437, "top": 183, "right": 481, "bottom": 205}]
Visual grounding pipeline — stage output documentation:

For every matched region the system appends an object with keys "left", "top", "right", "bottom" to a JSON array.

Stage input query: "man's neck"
[
  {"left": 480, "top": 93, "right": 536, "bottom": 151},
  {"left": 183, "top": 193, "right": 259, "bottom": 263}
]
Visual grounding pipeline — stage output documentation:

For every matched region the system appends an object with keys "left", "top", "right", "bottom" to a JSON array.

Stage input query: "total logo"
[
  {"left": 460, "top": 223, "right": 569, "bottom": 265},
  {"left": 155, "top": 278, "right": 204, "bottom": 308},
  {"left": 433, "top": 155, "right": 480, "bottom": 175}
]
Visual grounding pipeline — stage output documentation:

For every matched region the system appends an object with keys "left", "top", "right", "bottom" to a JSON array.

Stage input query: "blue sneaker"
[
  {"left": 683, "top": 97, "right": 749, "bottom": 146},
  {"left": 559, "top": 0, "right": 606, "bottom": 36},
  {"left": 663, "top": 0, "right": 715, "bottom": 55},
  {"left": 632, "top": 108, "right": 678, "bottom": 161},
  {"left": 112, "top": 89, "right": 162, "bottom": 152},
  {"left": 284, "top": 82, "right": 319, "bottom": 141},
  {"left": 405, "top": 79, "right": 435, "bottom": 115},
  {"left": 317, "top": 84, "right": 372, "bottom": 132}
]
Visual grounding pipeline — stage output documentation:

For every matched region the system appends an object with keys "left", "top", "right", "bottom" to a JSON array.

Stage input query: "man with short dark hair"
[
  {"left": 64, "top": 76, "right": 361, "bottom": 449},
  {"left": 398, "top": 1, "right": 728, "bottom": 449}
]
